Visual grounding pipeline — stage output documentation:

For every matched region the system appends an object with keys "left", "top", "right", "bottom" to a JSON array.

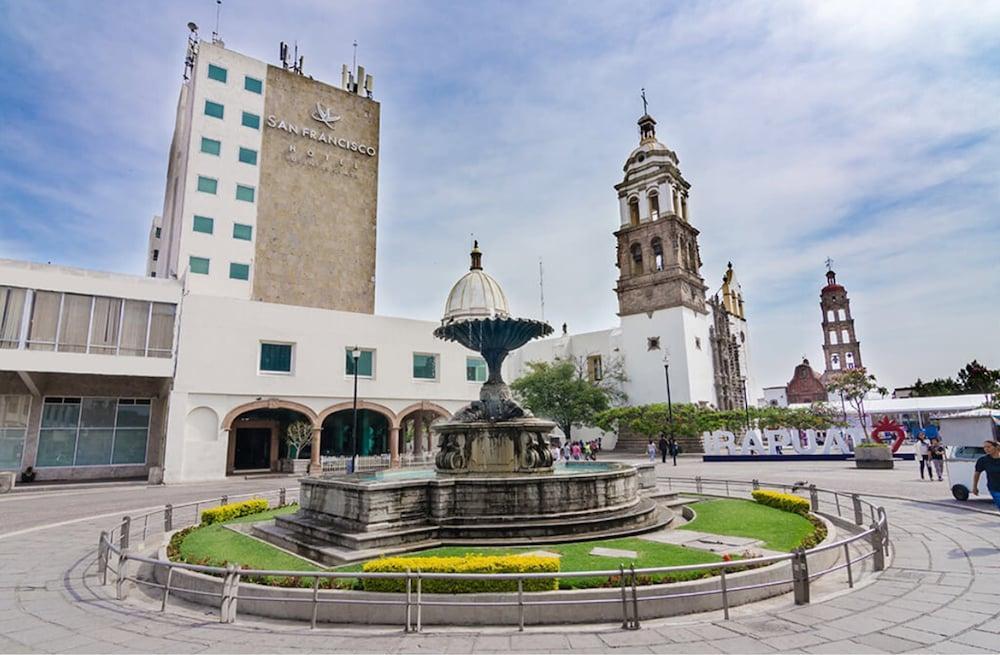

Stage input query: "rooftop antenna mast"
[
  {"left": 211, "top": 0, "right": 223, "bottom": 44},
  {"left": 353, "top": 40, "right": 358, "bottom": 71},
  {"left": 539, "top": 257, "right": 545, "bottom": 321},
  {"left": 183, "top": 22, "right": 199, "bottom": 80}
]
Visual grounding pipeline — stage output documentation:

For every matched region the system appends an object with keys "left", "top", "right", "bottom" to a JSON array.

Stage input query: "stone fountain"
[{"left": 255, "top": 245, "right": 668, "bottom": 564}]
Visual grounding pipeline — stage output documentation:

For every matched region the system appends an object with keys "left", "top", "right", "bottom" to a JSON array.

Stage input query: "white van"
[{"left": 938, "top": 408, "right": 1000, "bottom": 501}]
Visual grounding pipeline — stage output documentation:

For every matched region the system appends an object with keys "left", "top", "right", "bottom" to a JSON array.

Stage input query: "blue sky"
[{"left": 1, "top": 0, "right": 998, "bottom": 395}]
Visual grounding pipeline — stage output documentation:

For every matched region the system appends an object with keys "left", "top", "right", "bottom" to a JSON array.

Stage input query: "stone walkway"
[{"left": 0, "top": 466, "right": 997, "bottom": 653}]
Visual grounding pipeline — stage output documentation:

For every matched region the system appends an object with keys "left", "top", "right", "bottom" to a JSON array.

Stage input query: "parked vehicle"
[{"left": 938, "top": 408, "right": 1000, "bottom": 501}]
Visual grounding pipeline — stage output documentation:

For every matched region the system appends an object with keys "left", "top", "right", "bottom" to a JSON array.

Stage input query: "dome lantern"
[{"left": 440, "top": 241, "right": 510, "bottom": 325}]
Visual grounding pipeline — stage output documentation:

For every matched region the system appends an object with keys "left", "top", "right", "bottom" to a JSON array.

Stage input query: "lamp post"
[
  {"left": 663, "top": 350, "right": 673, "bottom": 438},
  {"left": 350, "top": 346, "right": 361, "bottom": 474}
]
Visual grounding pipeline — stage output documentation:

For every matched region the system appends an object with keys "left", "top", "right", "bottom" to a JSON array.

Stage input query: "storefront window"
[{"left": 36, "top": 397, "right": 150, "bottom": 467}]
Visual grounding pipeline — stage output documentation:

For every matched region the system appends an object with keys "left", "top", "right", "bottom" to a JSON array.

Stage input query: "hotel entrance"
[{"left": 233, "top": 427, "right": 271, "bottom": 471}]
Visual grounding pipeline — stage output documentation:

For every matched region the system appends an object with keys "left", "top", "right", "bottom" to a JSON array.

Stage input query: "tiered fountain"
[{"left": 256, "top": 244, "right": 668, "bottom": 563}]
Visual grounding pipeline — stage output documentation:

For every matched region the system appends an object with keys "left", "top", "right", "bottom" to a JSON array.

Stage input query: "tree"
[
  {"left": 911, "top": 360, "right": 999, "bottom": 397},
  {"left": 594, "top": 403, "right": 716, "bottom": 442},
  {"left": 510, "top": 360, "right": 612, "bottom": 440},
  {"left": 285, "top": 421, "right": 314, "bottom": 459},
  {"left": 826, "top": 369, "right": 887, "bottom": 436}
]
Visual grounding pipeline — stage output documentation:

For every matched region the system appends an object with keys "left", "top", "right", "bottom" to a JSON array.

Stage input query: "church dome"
[{"left": 441, "top": 242, "right": 510, "bottom": 325}]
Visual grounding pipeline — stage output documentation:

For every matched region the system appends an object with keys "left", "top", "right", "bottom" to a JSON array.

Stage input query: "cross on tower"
[
  {"left": 825, "top": 257, "right": 834, "bottom": 271},
  {"left": 641, "top": 88, "right": 648, "bottom": 115}
]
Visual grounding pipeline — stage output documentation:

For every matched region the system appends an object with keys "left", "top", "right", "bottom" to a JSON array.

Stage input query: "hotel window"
[
  {"left": 27, "top": 291, "right": 60, "bottom": 351},
  {"left": 204, "top": 100, "right": 224, "bottom": 119},
  {"left": 241, "top": 111, "right": 260, "bottom": 130},
  {"left": 0, "top": 395, "right": 30, "bottom": 470},
  {"left": 587, "top": 354, "right": 604, "bottom": 381},
  {"left": 147, "top": 303, "right": 176, "bottom": 358},
  {"left": 197, "top": 176, "right": 218, "bottom": 194},
  {"left": 193, "top": 215, "right": 214, "bottom": 234},
  {"left": 35, "top": 397, "right": 150, "bottom": 467},
  {"left": 260, "top": 342, "right": 293, "bottom": 374},
  {"left": 345, "top": 348, "right": 375, "bottom": 377},
  {"left": 238, "top": 147, "right": 258, "bottom": 165},
  {"left": 229, "top": 263, "right": 250, "bottom": 281},
  {"left": 244, "top": 76, "right": 263, "bottom": 94},
  {"left": 189, "top": 256, "right": 210, "bottom": 275},
  {"left": 236, "top": 184, "right": 255, "bottom": 203},
  {"left": 57, "top": 294, "right": 90, "bottom": 353},
  {"left": 207, "top": 64, "right": 228, "bottom": 83},
  {"left": 466, "top": 356, "right": 487, "bottom": 382},
  {"left": 89, "top": 297, "right": 121, "bottom": 355},
  {"left": 154, "top": 227, "right": 161, "bottom": 239},
  {"left": 152, "top": 249, "right": 159, "bottom": 261},
  {"left": 233, "top": 223, "right": 253, "bottom": 241},
  {"left": 413, "top": 353, "right": 438, "bottom": 380},
  {"left": 200, "top": 137, "right": 221, "bottom": 156},
  {"left": 0, "top": 286, "right": 27, "bottom": 349}
]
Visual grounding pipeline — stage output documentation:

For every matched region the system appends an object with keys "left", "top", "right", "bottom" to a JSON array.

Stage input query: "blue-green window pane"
[
  {"left": 189, "top": 256, "right": 210, "bottom": 275},
  {"left": 207, "top": 64, "right": 228, "bottom": 83},
  {"left": 241, "top": 111, "right": 260, "bottom": 129},
  {"left": 466, "top": 357, "right": 487, "bottom": 382},
  {"left": 193, "top": 215, "right": 214, "bottom": 234},
  {"left": 36, "top": 429, "right": 76, "bottom": 467},
  {"left": 200, "top": 137, "right": 221, "bottom": 155},
  {"left": 346, "top": 349, "right": 374, "bottom": 377},
  {"left": 111, "top": 429, "right": 147, "bottom": 464},
  {"left": 0, "top": 429, "right": 26, "bottom": 470},
  {"left": 238, "top": 147, "right": 258, "bottom": 165},
  {"left": 233, "top": 223, "right": 253, "bottom": 240},
  {"left": 116, "top": 402, "right": 150, "bottom": 428},
  {"left": 229, "top": 263, "right": 250, "bottom": 280},
  {"left": 75, "top": 429, "right": 113, "bottom": 466},
  {"left": 204, "top": 100, "right": 224, "bottom": 119},
  {"left": 197, "top": 176, "right": 217, "bottom": 194},
  {"left": 260, "top": 343, "right": 292, "bottom": 373},
  {"left": 244, "top": 76, "right": 263, "bottom": 94},
  {"left": 413, "top": 354, "right": 437, "bottom": 379},
  {"left": 236, "top": 185, "right": 255, "bottom": 203}
]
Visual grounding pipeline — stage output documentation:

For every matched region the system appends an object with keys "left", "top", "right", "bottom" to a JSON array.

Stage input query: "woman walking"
[
  {"left": 646, "top": 439, "right": 657, "bottom": 462},
  {"left": 929, "top": 437, "right": 946, "bottom": 482},
  {"left": 916, "top": 434, "right": 933, "bottom": 481}
]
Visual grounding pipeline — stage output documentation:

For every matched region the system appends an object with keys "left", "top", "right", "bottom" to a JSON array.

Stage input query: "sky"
[{"left": 1, "top": 0, "right": 998, "bottom": 397}]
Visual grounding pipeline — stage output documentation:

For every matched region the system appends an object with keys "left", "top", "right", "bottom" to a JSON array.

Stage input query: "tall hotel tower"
[{"left": 149, "top": 34, "right": 380, "bottom": 313}]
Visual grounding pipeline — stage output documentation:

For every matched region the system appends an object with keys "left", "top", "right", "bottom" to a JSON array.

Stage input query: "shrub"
[
  {"left": 361, "top": 554, "right": 559, "bottom": 593},
  {"left": 199, "top": 498, "right": 269, "bottom": 526},
  {"left": 797, "top": 514, "right": 829, "bottom": 550},
  {"left": 855, "top": 442, "right": 889, "bottom": 449},
  {"left": 751, "top": 489, "right": 810, "bottom": 516}
]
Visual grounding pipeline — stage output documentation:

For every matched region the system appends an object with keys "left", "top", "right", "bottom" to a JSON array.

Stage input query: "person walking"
[
  {"left": 668, "top": 436, "right": 679, "bottom": 466},
  {"left": 928, "top": 437, "right": 946, "bottom": 481},
  {"left": 571, "top": 441, "right": 582, "bottom": 461},
  {"left": 583, "top": 441, "right": 592, "bottom": 461},
  {"left": 916, "top": 434, "right": 932, "bottom": 481},
  {"left": 646, "top": 439, "right": 657, "bottom": 462},
  {"left": 658, "top": 434, "right": 669, "bottom": 464},
  {"left": 972, "top": 441, "right": 1000, "bottom": 512}
]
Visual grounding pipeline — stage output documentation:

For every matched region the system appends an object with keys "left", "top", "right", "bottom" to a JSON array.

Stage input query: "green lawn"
[
  {"left": 679, "top": 499, "right": 814, "bottom": 551},
  {"left": 177, "top": 504, "right": 321, "bottom": 573}
]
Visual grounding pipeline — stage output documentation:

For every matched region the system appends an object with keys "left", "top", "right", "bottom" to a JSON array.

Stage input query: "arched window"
[
  {"left": 826, "top": 309, "right": 835, "bottom": 322},
  {"left": 838, "top": 308, "right": 846, "bottom": 321},
  {"left": 845, "top": 352, "right": 855, "bottom": 369},
  {"left": 648, "top": 191, "right": 660, "bottom": 220},
  {"left": 841, "top": 329, "right": 849, "bottom": 343},
  {"left": 628, "top": 197, "right": 640, "bottom": 226},
  {"left": 829, "top": 331, "right": 838, "bottom": 345},
  {"left": 651, "top": 237, "right": 664, "bottom": 271},
  {"left": 630, "top": 243, "right": 643, "bottom": 275},
  {"left": 831, "top": 354, "right": 841, "bottom": 370}
]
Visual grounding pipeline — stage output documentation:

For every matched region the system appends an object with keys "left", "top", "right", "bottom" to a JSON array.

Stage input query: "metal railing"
[
  {"left": 96, "top": 477, "right": 889, "bottom": 631},
  {"left": 320, "top": 452, "right": 435, "bottom": 473}
]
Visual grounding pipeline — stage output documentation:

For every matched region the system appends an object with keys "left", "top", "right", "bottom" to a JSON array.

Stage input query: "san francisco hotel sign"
[{"left": 266, "top": 101, "right": 377, "bottom": 157}]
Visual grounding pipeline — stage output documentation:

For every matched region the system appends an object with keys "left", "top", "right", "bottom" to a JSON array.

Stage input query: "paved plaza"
[{"left": 0, "top": 457, "right": 997, "bottom": 654}]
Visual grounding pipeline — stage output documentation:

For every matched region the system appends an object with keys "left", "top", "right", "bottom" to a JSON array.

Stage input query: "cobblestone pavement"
[{"left": 0, "top": 459, "right": 997, "bottom": 654}]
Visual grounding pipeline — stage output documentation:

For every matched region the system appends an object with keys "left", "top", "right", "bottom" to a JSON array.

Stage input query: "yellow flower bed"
[
  {"left": 362, "top": 554, "right": 559, "bottom": 593},
  {"left": 751, "top": 489, "right": 810, "bottom": 516},
  {"left": 199, "top": 498, "right": 269, "bottom": 525}
]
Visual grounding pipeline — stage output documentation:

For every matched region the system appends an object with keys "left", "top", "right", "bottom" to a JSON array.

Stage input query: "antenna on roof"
[
  {"left": 278, "top": 40, "right": 305, "bottom": 74},
  {"left": 539, "top": 257, "right": 546, "bottom": 321},
  {"left": 183, "top": 22, "right": 199, "bottom": 80},
  {"left": 211, "top": 0, "right": 223, "bottom": 45}
]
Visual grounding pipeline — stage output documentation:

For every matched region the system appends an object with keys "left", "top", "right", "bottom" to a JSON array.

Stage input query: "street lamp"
[
  {"left": 350, "top": 346, "right": 362, "bottom": 474},
  {"left": 663, "top": 350, "right": 673, "bottom": 439}
]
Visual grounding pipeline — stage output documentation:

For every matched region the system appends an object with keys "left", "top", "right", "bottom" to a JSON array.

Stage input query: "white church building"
[{"left": 0, "top": 35, "right": 754, "bottom": 484}]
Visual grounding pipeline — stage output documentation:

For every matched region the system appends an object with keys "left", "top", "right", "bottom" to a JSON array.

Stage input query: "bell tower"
[
  {"left": 613, "top": 108, "right": 715, "bottom": 409},
  {"left": 820, "top": 265, "right": 863, "bottom": 381},
  {"left": 613, "top": 113, "right": 708, "bottom": 315}
]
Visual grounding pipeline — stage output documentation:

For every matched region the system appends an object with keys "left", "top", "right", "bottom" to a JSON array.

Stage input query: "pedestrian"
[
  {"left": 668, "top": 436, "right": 679, "bottom": 466},
  {"left": 583, "top": 441, "right": 592, "bottom": 461},
  {"left": 972, "top": 441, "right": 1000, "bottom": 512},
  {"left": 571, "top": 441, "right": 582, "bottom": 460},
  {"left": 658, "top": 434, "right": 669, "bottom": 464},
  {"left": 560, "top": 441, "right": 569, "bottom": 461},
  {"left": 916, "top": 434, "right": 932, "bottom": 481},
  {"left": 646, "top": 439, "right": 657, "bottom": 462},
  {"left": 928, "top": 437, "right": 945, "bottom": 481}
]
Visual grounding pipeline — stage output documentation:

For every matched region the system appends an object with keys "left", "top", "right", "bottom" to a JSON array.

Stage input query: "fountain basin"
[{"left": 254, "top": 462, "right": 669, "bottom": 564}]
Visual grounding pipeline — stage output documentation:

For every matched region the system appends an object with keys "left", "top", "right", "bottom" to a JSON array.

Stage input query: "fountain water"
[{"left": 255, "top": 245, "right": 669, "bottom": 564}]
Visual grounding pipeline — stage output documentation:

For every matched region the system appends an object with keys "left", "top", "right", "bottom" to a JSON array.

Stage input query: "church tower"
[
  {"left": 613, "top": 110, "right": 716, "bottom": 408},
  {"left": 820, "top": 267, "right": 863, "bottom": 381}
]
